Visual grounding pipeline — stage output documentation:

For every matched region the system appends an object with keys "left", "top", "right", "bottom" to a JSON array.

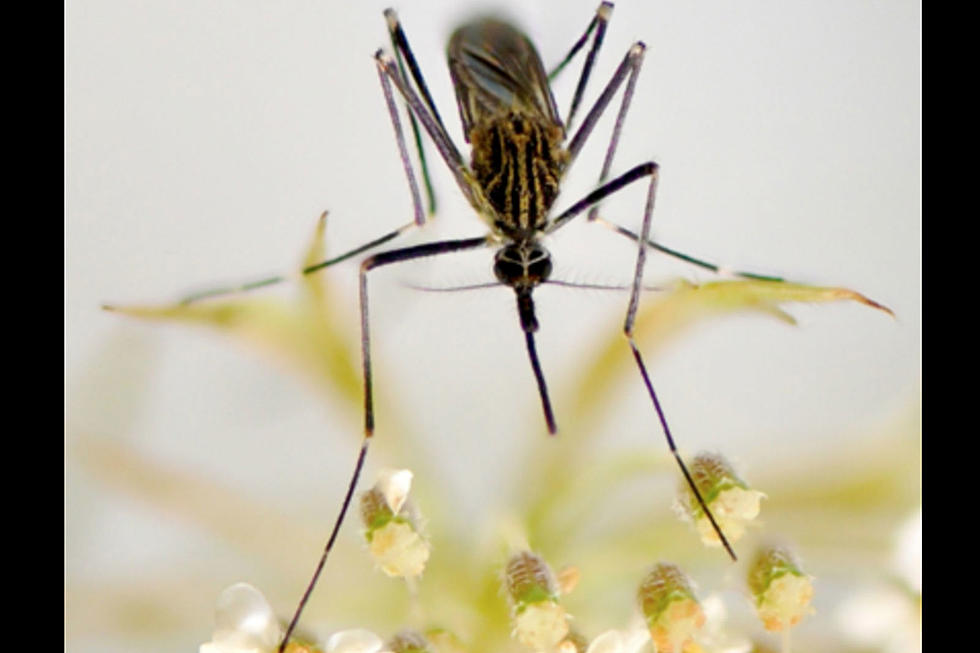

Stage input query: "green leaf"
[{"left": 104, "top": 215, "right": 361, "bottom": 409}]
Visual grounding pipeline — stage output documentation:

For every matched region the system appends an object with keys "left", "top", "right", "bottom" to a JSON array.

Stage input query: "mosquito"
[{"left": 172, "top": 5, "right": 783, "bottom": 650}]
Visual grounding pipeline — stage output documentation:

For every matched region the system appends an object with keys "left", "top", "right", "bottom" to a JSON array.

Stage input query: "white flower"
[
  {"left": 747, "top": 546, "right": 814, "bottom": 632},
  {"left": 200, "top": 583, "right": 282, "bottom": 653},
  {"left": 361, "top": 469, "right": 430, "bottom": 579},
  {"left": 326, "top": 629, "right": 385, "bottom": 653},
  {"left": 512, "top": 600, "right": 570, "bottom": 650},
  {"left": 677, "top": 453, "right": 765, "bottom": 548},
  {"left": 368, "top": 520, "right": 430, "bottom": 578},
  {"left": 376, "top": 469, "right": 413, "bottom": 515},
  {"left": 585, "top": 618, "right": 650, "bottom": 653},
  {"left": 637, "top": 563, "right": 705, "bottom": 653},
  {"left": 697, "top": 594, "right": 752, "bottom": 653},
  {"left": 835, "top": 508, "right": 921, "bottom": 653},
  {"left": 693, "top": 486, "right": 766, "bottom": 547}
]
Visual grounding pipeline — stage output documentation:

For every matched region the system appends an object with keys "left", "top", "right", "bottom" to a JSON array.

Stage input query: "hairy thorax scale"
[{"left": 469, "top": 112, "right": 568, "bottom": 240}]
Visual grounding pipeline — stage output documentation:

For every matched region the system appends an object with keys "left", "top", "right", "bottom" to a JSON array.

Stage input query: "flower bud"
[
  {"left": 504, "top": 551, "right": 570, "bottom": 649},
  {"left": 360, "top": 470, "right": 430, "bottom": 578},
  {"left": 747, "top": 545, "right": 814, "bottom": 631},
  {"left": 385, "top": 630, "right": 430, "bottom": 653},
  {"left": 637, "top": 563, "right": 705, "bottom": 653},
  {"left": 678, "top": 453, "right": 764, "bottom": 547},
  {"left": 200, "top": 583, "right": 320, "bottom": 653},
  {"left": 326, "top": 629, "right": 383, "bottom": 653}
]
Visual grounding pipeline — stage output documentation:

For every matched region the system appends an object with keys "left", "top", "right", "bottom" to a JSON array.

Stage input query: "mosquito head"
[{"left": 494, "top": 242, "right": 553, "bottom": 294}]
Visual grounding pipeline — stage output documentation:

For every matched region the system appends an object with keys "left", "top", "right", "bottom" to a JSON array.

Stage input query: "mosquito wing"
[{"left": 447, "top": 18, "right": 563, "bottom": 143}]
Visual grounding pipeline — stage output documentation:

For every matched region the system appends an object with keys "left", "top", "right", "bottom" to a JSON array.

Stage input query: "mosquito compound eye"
[
  {"left": 494, "top": 249, "right": 526, "bottom": 285},
  {"left": 526, "top": 250, "right": 552, "bottom": 282}
]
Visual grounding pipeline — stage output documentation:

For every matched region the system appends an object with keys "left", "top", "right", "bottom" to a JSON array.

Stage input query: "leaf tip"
[{"left": 846, "top": 290, "right": 895, "bottom": 317}]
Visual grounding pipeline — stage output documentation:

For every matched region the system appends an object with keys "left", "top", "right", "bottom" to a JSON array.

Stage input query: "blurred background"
[{"left": 67, "top": 1, "right": 920, "bottom": 651}]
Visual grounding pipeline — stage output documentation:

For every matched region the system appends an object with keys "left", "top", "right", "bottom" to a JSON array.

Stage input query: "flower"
[
  {"left": 367, "top": 520, "right": 431, "bottom": 578},
  {"left": 677, "top": 453, "right": 765, "bottom": 548},
  {"left": 505, "top": 551, "right": 570, "bottom": 649},
  {"left": 199, "top": 583, "right": 284, "bottom": 653},
  {"left": 326, "top": 629, "right": 384, "bottom": 653},
  {"left": 582, "top": 619, "right": 650, "bottom": 653},
  {"left": 747, "top": 545, "right": 814, "bottom": 632},
  {"left": 361, "top": 470, "right": 431, "bottom": 578},
  {"left": 835, "top": 508, "right": 921, "bottom": 653},
  {"left": 637, "top": 563, "right": 705, "bottom": 653}
]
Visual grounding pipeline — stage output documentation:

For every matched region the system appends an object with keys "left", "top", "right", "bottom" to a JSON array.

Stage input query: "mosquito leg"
[
  {"left": 384, "top": 9, "right": 450, "bottom": 216},
  {"left": 276, "top": 438, "right": 369, "bottom": 653},
  {"left": 546, "top": 161, "right": 737, "bottom": 560},
  {"left": 178, "top": 274, "right": 288, "bottom": 305},
  {"left": 558, "top": 37, "right": 647, "bottom": 224},
  {"left": 374, "top": 52, "right": 478, "bottom": 210},
  {"left": 548, "top": 1, "right": 614, "bottom": 133},
  {"left": 358, "top": 236, "right": 490, "bottom": 434},
  {"left": 593, "top": 217, "right": 785, "bottom": 282},
  {"left": 622, "top": 162, "right": 738, "bottom": 562},
  {"left": 557, "top": 37, "right": 782, "bottom": 282},
  {"left": 278, "top": 235, "right": 489, "bottom": 651},
  {"left": 585, "top": 42, "right": 644, "bottom": 223},
  {"left": 376, "top": 54, "right": 426, "bottom": 227},
  {"left": 178, "top": 19, "right": 460, "bottom": 306},
  {"left": 180, "top": 37, "right": 449, "bottom": 306},
  {"left": 383, "top": 9, "right": 449, "bottom": 135},
  {"left": 566, "top": 42, "right": 644, "bottom": 167},
  {"left": 174, "top": 215, "right": 421, "bottom": 305},
  {"left": 547, "top": 160, "right": 659, "bottom": 234}
]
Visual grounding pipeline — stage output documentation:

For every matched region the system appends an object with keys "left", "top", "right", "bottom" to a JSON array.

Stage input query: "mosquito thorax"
[{"left": 469, "top": 113, "right": 567, "bottom": 240}]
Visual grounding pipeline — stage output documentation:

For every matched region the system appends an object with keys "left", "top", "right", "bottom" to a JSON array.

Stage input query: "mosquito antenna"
[
  {"left": 403, "top": 277, "right": 668, "bottom": 293},
  {"left": 402, "top": 280, "right": 503, "bottom": 292},
  {"left": 544, "top": 279, "right": 666, "bottom": 292}
]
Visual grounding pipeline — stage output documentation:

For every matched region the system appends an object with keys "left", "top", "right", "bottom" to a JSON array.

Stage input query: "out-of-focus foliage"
[{"left": 77, "top": 223, "right": 917, "bottom": 653}]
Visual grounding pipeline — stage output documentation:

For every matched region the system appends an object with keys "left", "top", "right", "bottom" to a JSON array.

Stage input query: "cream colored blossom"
[
  {"left": 200, "top": 583, "right": 282, "bottom": 653},
  {"left": 368, "top": 520, "right": 431, "bottom": 578},
  {"left": 325, "top": 629, "right": 385, "bottom": 653},
  {"left": 637, "top": 563, "right": 705, "bottom": 653},
  {"left": 512, "top": 600, "right": 570, "bottom": 650},
  {"left": 748, "top": 546, "right": 814, "bottom": 632},
  {"left": 678, "top": 453, "right": 765, "bottom": 548},
  {"left": 361, "top": 470, "right": 430, "bottom": 579}
]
